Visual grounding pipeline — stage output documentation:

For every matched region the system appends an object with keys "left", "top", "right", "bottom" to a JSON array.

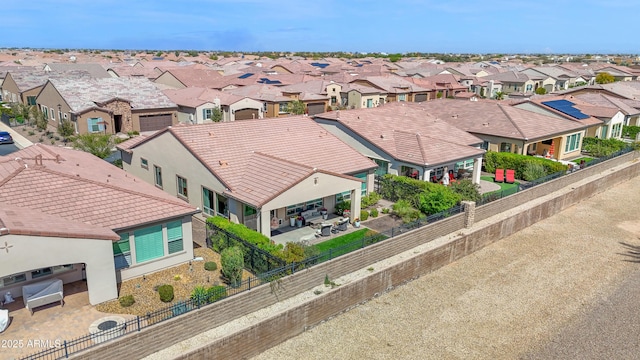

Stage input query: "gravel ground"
[
  {"left": 96, "top": 247, "right": 251, "bottom": 316},
  {"left": 252, "top": 175, "right": 640, "bottom": 360}
]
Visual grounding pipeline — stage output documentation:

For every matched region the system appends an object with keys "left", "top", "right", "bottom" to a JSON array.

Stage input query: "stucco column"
[
  {"left": 422, "top": 168, "right": 431, "bottom": 182},
  {"left": 462, "top": 201, "right": 476, "bottom": 229},
  {"left": 258, "top": 208, "right": 271, "bottom": 239},
  {"left": 350, "top": 188, "right": 362, "bottom": 223},
  {"left": 472, "top": 156, "right": 482, "bottom": 184},
  {"left": 85, "top": 259, "right": 118, "bottom": 305}
]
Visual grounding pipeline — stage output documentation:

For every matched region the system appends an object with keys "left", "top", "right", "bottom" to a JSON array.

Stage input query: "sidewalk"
[{"left": 0, "top": 122, "right": 33, "bottom": 149}]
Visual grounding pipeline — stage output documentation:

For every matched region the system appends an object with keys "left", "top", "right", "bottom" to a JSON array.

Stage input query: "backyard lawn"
[
  {"left": 481, "top": 175, "right": 520, "bottom": 196},
  {"left": 571, "top": 156, "right": 596, "bottom": 164},
  {"left": 313, "top": 228, "right": 387, "bottom": 258}
]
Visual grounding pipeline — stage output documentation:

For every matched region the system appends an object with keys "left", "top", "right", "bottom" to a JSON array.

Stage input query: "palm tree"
[{"left": 494, "top": 91, "right": 505, "bottom": 100}]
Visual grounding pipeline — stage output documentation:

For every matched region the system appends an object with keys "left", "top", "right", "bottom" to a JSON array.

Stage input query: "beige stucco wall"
[
  {"left": 229, "top": 98, "right": 264, "bottom": 120},
  {"left": 118, "top": 216, "right": 194, "bottom": 282},
  {"left": 1, "top": 74, "right": 20, "bottom": 103},
  {"left": 0, "top": 234, "right": 118, "bottom": 305},
  {"left": 76, "top": 109, "right": 113, "bottom": 134}
]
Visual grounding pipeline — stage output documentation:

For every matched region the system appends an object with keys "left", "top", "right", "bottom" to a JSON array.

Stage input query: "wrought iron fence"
[{"left": 206, "top": 224, "right": 286, "bottom": 274}]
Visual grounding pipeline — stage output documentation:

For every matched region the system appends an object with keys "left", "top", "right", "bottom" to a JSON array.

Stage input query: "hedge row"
[
  {"left": 484, "top": 151, "right": 567, "bottom": 179},
  {"left": 206, "top": 216, "right": 283, "bottom": 255}
]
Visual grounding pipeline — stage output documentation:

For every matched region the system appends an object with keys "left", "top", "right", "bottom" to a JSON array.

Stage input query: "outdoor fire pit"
[{"left": 89, "top": 316, "right": 126, "bottom": 344}]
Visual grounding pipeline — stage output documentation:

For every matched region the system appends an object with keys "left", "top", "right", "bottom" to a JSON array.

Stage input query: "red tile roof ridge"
[
  {"left": 252, "top": 151, "right": 314, "bottom": 171},
  {"left": 37, "top": 166, "right": 196, "bottom": 211},
  {"left": 0, "top": 164, "right": 24, "bottom": 187}
]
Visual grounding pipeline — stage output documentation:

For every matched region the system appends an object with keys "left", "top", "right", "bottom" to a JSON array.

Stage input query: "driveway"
[
  {"left": 0, "top": 143, "right": 19, "bottom": 156},
  {"left": 253, "top": 175, "right": 640, "bottom": 360}
]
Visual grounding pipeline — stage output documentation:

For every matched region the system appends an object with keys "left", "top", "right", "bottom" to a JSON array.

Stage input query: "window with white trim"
[
  {"left": 564, "top": 133, "right": 581, "bottom": 153},
  {"left": 87, "top": 117, "right": 104, "bottom": 133},
  {"left": 154, "top": 165, "right": 163, "bottom": 188},
  {"left": 202, "top": 187, "right": 215, "bottom": 215},
  {"left": 278, "top": 102, "right": 288, "bottom": 113},
  {"left": 50, "top": 108, "right": 55, "bottom": 121},
  {"left": 141, "top": 158, "right": 148, "bottom": 169},
  {"left": 177, "top": 175, "right": 188, "bottom": 198},
  {"left": 167, "top": 220, "right": 183, "bottom": 254},
  {"left": 398, "top": 94, "right": 406, "bottom": 101}
]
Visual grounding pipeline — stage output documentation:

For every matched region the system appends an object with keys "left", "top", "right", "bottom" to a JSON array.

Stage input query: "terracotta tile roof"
[
  {"left": 5, "top": 68, "right": 95, "bottom": 92},
  {"left": 0, "top": 204, "right": 119, "bottom": 241},
  {"left": 106, "top": 64, "right": 163, "bottom": 79},
  {"left": 50, "top": 77, "right": 176, "bottom": 113},
  {"left": 526, "top": 96, "right": 607, "bottom": 126},
  {"left": 569, "top": 92, "right": 640, "bottom": 115},
  {"left": 163, "top": 87, "right": 247, "bottom": 108},
  {"left": 0, "top": 145, "right": 197, "bottom": 238},
  {"left": 351, "top": 76, "right": 430, "bottom": 93},
  {"left": 314, "top": 102, "right": 485, "bottom": 166},
  {"left": 124, "top": 118, "right": 377, "bottom": 207},
  {"left": 414, "top": 99, "right": 592, "bottom": 141},
  {"left": 224, "top": 84, "right": 291, "bottom": 102},
  {"left": 159, "top": 68, "right": 223, "bottom": 88}
]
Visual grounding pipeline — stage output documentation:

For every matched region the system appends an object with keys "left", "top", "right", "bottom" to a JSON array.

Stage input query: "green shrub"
[
  {"left": 392, "top": 199, "right": 422, "bottom": 223},
  {"left": 361, "top": 192, "right": 381, "bottom": 208},
  {"left": 417, "top": 187, "right": 461, "bottom": 215},
  {"left": 582, "top": 137, "right": 630, "bottom": 157},
  {"left": 360, "top": 210, "right": 369, "bottom": 221},
  {"left": 370, "top": 208, "right": 379, "bottom": 217},
  {"left": 119, "top": 295, "right": 135, "bottom": 307},
  {"left": 207, "top": 285, "right": 227, "bottom": 302},
  {"left": 279, "top": 242, "right": 307, "bottom": 263},
  {"left": 522, "top": 161, "right": 547, "bottom": 181},
  {"left": 158, "top": 284, "right": 174, "bottom": 303},
  {"left": 484, "top": 151, "right": 567, "bottom": 178},
  {"left": 206, "top": 216, "right": 283, "bottom": 255},
  {"left": 449, "top": 179, "right": 481, "bottom": 202},
  {"left": 334, "top": 200, "right": 351, "bottom": 215},
  {"left": 622, "top": 125, "right": 640, "bottom": 139},
  {"left": 221, "top": 246, "right": 244, "bottom": 287},
  {"left": 381, "top": 208, "right": 390, "bottom": 214},
  {"left": 204, "top": 261, "right": 218, "bottom": 271},
  {"left": 191, "top": 285, "right": 208, "bottom": 306}
]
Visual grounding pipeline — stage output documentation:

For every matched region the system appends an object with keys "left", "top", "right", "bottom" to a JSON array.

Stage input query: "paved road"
[
  {"left": 0, "top": 143, "right": 19, "bottom": 155},
  {"left": 254, "top": 175, "right": 640, "bottom": 360}
]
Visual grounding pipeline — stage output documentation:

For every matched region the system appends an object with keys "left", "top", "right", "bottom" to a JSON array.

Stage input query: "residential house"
[
  {"left": 350, "top": 76, "right": 430, "bottom": 103},
  {"left": 1, "top": 68, "right": 94, "bottom": 105},
  {"left": 313, "top": 103, "right": 486, "bottom": 183},
  {"left": 421, "top": 99, "right": 596, "bottom": 161},
  {"left": 340, "top": 83, "right": 387, "bottom": 109},
  {"left": 117, "top": 118, "right": 377, "bottom": 239},
  {"left": 523, "top": 95, "right": 626, "bottom": 140},
  {"left": 163, "top": 87, "right": 264, "bottom": 123},
  {"left": 482, "top": 71, "right": 548, "bottom": 97},
  {"left": 0, "top": 144, "right": 198, "bottom": 305},
  {"left": 36, "top": 77, "right": 178, "bottom": 134},
  {"left": 520, "top": 66, "right": 582, "bottom": 92}
]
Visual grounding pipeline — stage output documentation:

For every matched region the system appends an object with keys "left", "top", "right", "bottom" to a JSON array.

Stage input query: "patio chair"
[
  {"left": 0, "top": 309, "right": 8, "bottom": 333},
  {"left": 337, "top": 219, "right": 349, "bottom": 231},
  {"left": 505, "top": 169, "right": 515, "bottom": 184},
  {"left": 494, "top": 168, "right": 504, "bottom": 183},
  {"left": 320, "top": 223, "right": 332, "bottom": 237}
]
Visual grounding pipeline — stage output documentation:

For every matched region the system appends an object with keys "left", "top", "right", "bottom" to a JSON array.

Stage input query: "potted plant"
[
  {"left": 290, "top": 216, "right": 296, "bottom": 227},
  {"left": 296, "top": 215, "right": 304, "bottom": 228},
  {"left": 353, "top": 218, "right": 361, "bottom": 228}
]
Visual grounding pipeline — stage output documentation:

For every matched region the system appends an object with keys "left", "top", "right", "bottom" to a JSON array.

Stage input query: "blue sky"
[{"left": 1, "top": 0, "right": 638, "bottom": 54}]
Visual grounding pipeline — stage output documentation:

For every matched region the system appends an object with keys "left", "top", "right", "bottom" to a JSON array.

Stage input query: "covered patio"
[
  {"left": 271, "top": 214, "right": 366, "bottom": 246},
  {"left": 1, "top": 280, "right": 134, "bottom": 359}
]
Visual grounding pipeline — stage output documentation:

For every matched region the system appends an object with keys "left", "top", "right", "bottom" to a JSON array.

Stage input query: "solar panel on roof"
[
  {"left": 541, "top": 100, "right": 590, "bottom": 120},
  {"left": 238, "top": 73, "right": 254, "bottom": 79},
  {"left": 310, "top": 62, "right": 329, "bottom": 68}
]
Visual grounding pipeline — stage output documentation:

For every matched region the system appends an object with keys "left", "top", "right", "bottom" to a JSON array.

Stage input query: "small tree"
[
  {"left": 33, "top": 108, "right": 48, "bottom": 131},
  {"left": 417, "top": 187, "right": 461, "bottom": 215},
  {"left": 72, "top": 133, "right": 115, "bottom": 159},
  {"left": 596, "top": 72, "right": 615, "bottom": 84},
  {"left": 58, "top": 119, "right": 75, "bottom": 139},
  {"left": 287, "top": 100, "right": 306, "bottom": 115},
  {"left": 221, "top": 246, "right": 244, "bottom": 287},
  {"left": 210, "top": 107, "right": 222, "bottom": 122},
  {"left": 494, "top": 91, "right": 505, "bottom": 100},
  {"left": 450, "top": 179, "right": 481, "bottom": 202},
  {"left": 535, "top": 87, "right": 547, "bottom": 95}
]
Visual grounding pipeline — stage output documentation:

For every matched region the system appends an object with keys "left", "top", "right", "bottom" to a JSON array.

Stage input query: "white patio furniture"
[
  {"left": 0, "top": 309, "right": 9, "bottom": 333},
  {"left": 22, "top": 278, "right": 64, "bottom": 315}
]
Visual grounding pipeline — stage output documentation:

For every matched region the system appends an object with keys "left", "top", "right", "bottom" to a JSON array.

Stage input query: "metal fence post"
[
  {"left": 137, "top": 316, "right": 141, "bottom": 331},
  {"left": 248, "top": 277, "right": 251, "bottom": 290},
  {"left": 329, "top": 249, "right": 332, "bottom": 259},
  {"left": 64, "top": 340, "right": 69, "bottom": 358}
]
